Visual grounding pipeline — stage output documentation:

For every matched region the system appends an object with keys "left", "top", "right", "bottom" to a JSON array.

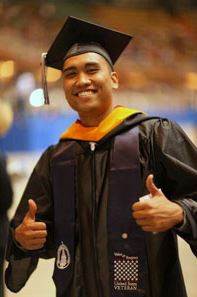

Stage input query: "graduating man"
[{"left": 5, "top": 16, "right": 197, "bottom": 297}]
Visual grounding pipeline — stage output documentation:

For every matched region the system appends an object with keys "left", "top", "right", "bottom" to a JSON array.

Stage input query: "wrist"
[{"left": 174, "top": 203, "right": 184, "bottom": 226}]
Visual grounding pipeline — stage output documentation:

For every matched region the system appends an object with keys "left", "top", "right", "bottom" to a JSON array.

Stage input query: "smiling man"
[
  {"left": 5, "top": 16, "right": 197, "bottom": 297},
  {"left": 62, "top": 52, "right": 118, "bottom": 126}
]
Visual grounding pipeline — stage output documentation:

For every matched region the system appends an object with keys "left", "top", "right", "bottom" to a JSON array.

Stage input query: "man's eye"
[
  {"left": 87, "top": 68, "right": 99, "bottom": 74},
  {"left": 63, "top": 72, "right": 77, "bottom": 78}
]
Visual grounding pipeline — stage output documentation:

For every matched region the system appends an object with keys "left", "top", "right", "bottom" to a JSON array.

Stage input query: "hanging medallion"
[{"left": 56, "top": 241, "right": 71, "bottom": 270}]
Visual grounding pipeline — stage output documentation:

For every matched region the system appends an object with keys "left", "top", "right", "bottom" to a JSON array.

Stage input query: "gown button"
[{"left": 122, "top": 233, "right": 128, "bottom": 239}]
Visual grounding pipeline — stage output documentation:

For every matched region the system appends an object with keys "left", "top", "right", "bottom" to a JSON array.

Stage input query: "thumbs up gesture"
[
  {"left": 15, "top": 199, "right": 47, "bottom": 250},
  {"left": 132, "top": 174, "right": 184, "bottom": 233}
]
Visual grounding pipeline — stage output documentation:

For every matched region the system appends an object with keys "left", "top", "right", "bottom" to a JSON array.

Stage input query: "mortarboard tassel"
[{"left": 41, "top": 52, "right": 50, "bottom": 104}]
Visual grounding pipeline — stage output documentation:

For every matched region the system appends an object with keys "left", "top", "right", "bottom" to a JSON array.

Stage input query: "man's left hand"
[{"left": 132, "top": 174, "right": 184, "bottom": 233}]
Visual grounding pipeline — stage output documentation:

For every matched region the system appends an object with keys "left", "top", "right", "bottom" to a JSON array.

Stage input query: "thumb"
[
  {"left": 146, "top": 174, "right": 161, "bottom": 197},
  {"left": 25, "top": 199, "right": 37, "bottom": 221}
]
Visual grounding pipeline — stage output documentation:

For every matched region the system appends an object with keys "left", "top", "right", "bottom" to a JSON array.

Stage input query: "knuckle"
[
  {"left": 132, "top": 212, "right": 137, "bottom": 218},
  {"left": 24, "top": 230, "right": 31, "bottom": 237},
  {"left": 136, "top": 219, "right": 141, "bottom": 225}
]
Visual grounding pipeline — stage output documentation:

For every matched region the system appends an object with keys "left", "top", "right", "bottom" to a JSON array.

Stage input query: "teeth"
[{"left": 77, "top": 90, "right": 94, "bottom": 96}]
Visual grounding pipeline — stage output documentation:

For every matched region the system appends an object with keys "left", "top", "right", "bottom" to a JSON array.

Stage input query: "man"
[{"left": 5, "top": 16, "right": 197, "bottom": 297}]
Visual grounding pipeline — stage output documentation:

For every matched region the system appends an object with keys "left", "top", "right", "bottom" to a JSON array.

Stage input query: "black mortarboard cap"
[{"left": 42, "top": 16, "right": 132, "bottom": 104}]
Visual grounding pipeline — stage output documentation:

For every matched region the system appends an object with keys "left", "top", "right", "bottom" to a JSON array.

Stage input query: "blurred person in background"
[
  {"left": 0, "top": 101, "right": 13, "bottom": 297},
  {"left": 5, "top": 17, "right": 197, "bottom": 297}
]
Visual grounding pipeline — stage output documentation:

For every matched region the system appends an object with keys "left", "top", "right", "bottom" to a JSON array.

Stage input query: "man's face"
[{"left": 62, "top": 52, "right": 118, "bottom": 122}]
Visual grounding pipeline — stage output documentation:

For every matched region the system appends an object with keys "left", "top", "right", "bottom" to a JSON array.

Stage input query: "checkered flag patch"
[{"left": 113, "top": 253, "right": 139, "bottom": 291}]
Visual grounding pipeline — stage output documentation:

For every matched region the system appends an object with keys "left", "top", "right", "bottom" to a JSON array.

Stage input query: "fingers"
[
  {"left": 132, "top": 201, "right": 150, "bottom": 212},
  {"left": 20, "top": 229, "right": 47, "bottom": 239},
  {"left": 24, "top": 199, "right": 47, "bottom": 231},
  {"left": 30, "top": 222, "right": 47, "bottom": 231},
  {"left": 145, "top": 174, "right": 162, "bottom": 197},
  {"left": 132, "top": 175, "right": 180, "bottom": 233},
  {"left": 15, "top": 224, "right": 47, "bottom": 250},
  {"left": 135, "top": 219, "right": 152, "bottom": 231},
  {"left": 19, "top": 237, "right": 47, "bottom": 250},
  {"left": 25, "top": 199, "right": 37, "bottom": 221},
  {"left": 15, "top": 199, "right": 48, "bottom": 250},
  {"left": 132, "top": 208, "right": 150, "bottom": 219},
  {"left": 28, "top": 243, "right": 46, "bottom": 250}
]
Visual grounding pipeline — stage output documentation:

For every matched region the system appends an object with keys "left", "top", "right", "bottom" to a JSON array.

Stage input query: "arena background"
[{"left": 0, "top": 0, "right": 197, "bottom": 296}]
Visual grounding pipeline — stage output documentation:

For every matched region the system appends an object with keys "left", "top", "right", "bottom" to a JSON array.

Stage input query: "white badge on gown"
[{"left": 56, "top": 241, "right": 71, "bottom": 269}]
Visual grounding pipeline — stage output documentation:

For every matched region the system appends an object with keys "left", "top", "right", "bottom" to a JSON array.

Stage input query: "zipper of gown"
[{"left": 89, "top": 141, "right": 102, "bottom": 297}]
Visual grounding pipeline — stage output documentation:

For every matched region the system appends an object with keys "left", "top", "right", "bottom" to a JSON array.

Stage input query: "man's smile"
[{"left": 74, "top": 89, "right": 97, "bottom": 97}]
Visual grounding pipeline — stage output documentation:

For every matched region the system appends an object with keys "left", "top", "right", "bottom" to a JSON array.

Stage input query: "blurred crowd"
[{"left": 0, "top": 1, "right": 197, "bottom": 114}]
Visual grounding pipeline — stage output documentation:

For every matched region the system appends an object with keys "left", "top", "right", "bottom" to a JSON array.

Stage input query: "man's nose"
[{"left": 76, "top": 72, "right": 91, "bottom": 86}]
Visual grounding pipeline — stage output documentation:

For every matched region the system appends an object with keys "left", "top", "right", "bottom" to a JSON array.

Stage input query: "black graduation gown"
[{"left": 5, "top": 114, "right": 197, "bottom": 297}]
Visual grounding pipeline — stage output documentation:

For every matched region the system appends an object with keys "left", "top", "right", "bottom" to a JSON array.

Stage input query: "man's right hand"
[{"left": 15, "top": 199, "right": 47, "bottom": 250}]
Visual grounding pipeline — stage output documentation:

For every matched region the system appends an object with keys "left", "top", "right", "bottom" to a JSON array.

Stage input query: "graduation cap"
[{"left": 42, "top": 16, "right": 132, "bottom": 104}]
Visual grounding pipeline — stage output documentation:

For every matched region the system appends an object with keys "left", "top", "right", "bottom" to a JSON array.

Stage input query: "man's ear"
[{"left": 111, "top": 71, "right": 119, "bottom": 89}]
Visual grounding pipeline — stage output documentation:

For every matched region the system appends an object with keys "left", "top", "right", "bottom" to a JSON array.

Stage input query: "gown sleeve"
[
  {"left": 141, "top": 118, "right": 197, "bottom": 256},
  {"left": 5, "top": 145, "right": 56, "bottom": 292}
]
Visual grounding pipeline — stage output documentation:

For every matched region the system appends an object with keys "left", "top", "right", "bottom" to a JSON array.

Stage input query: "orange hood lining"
[{"left": 60, "top": 106, "right": 143, "bottom": 142}]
